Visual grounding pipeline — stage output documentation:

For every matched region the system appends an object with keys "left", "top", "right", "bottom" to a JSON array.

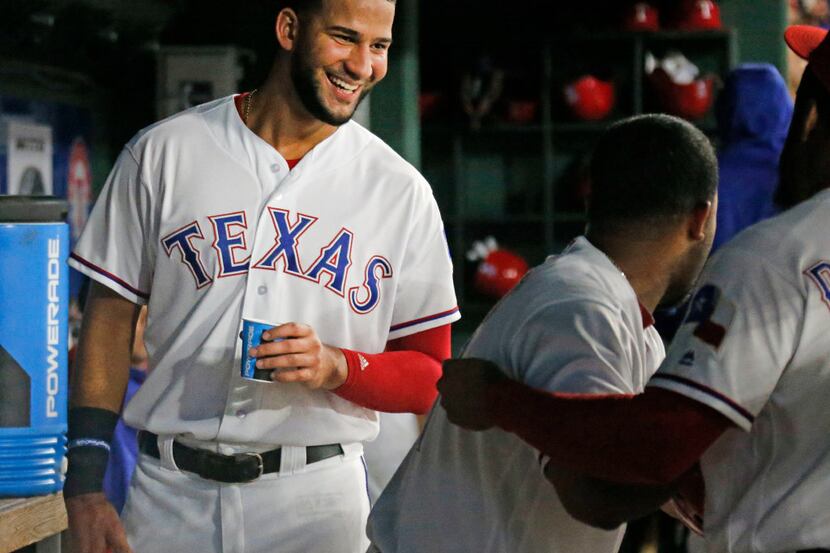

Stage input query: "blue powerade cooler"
[{"left": 0, "top": 197, "right": 69, "bottom": 497}]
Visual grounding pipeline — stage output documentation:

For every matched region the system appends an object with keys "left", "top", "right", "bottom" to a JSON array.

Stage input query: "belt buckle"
[{"left": 235, "top": 452, "right": 264, "bottom": 482}]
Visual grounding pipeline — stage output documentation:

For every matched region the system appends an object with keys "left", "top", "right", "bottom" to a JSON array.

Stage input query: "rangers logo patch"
[{"left": 686, "top": 284, "right": 735, "bottom": 349}]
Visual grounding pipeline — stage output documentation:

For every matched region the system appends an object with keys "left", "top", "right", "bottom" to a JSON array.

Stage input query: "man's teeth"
[{"left": 329, "top": 75, "right": 358, "bottom": 92}]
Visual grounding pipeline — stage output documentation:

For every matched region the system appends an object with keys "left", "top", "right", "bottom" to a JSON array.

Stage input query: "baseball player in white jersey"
[
  {"left": 438, "top": 25, "right": 830, "bottom": 553},
  {"left": 367, "top": 114, "right": 719, "bottom": 553},
  {"left": 63, "top": 1, "right": 459, "bottom": 553}
]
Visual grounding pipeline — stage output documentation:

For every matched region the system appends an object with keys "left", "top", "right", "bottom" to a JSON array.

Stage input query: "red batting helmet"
[
  {"left": 563, "top": 75, "right": 616, "bottom": 121},
  {"left": 474, "top": 249, "right": 529, "bottom": 299},
  {"left": 676, "top": 0, "right": 722, "bottom": 31},
  {"left": 623, "top": 2, "right": 660, "bottom": 32},
  {"left": 650, "top": 69, "right": 715, "bottom": 120}
]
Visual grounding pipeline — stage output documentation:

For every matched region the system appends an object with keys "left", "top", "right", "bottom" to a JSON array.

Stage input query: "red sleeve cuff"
[
  {"left": 334, "top": 348, "right": 441, "bottom": 414},
  {"left": 333, "top": 325, "right": 451, "bottom": 414}
]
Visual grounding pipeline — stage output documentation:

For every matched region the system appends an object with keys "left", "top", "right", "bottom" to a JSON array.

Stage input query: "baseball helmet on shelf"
[
  {"left": 646, "top": 51, "right": 715, "bottom": 120},
  {"left": 504, "top": 99, "right": 540, "bottom": 124},
  {"left": 651, "top": 71, "right": 715, "bottom": 120},
  {"left": 468, "top": 237, "right": 529, "bottom": 299},
  {"left": 623, "top": 2, "right": 660, "bottom": 32},
  {"left": 675, "top": 0, "right": 722, "bottom": 31},
  {"left": 563, "top": 75, "right": 616, "bottom": 121},
  {"left": 419, "top": 91, "right": 444, "bottom": 120}
]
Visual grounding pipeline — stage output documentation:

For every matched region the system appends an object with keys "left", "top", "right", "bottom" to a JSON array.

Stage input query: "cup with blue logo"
[{"left": 240, "top": 319, "right": 282, "bottom": 382}]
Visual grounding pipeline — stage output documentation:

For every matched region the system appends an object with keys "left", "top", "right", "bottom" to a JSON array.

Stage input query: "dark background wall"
[{"left": 0, "top": 0, "right": 790, "bottom": 171}]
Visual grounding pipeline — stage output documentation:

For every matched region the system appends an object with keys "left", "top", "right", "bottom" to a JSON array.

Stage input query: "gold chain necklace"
[{"left": 243, "top": 88, "right": 258, "bottom": 125}]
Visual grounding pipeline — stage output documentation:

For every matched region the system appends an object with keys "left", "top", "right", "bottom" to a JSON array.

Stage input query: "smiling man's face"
[{"left": 290, "top": 0, "right": 394, "bottom": 126}]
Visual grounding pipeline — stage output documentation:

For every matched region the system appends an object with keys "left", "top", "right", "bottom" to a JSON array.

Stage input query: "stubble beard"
[
  {"left": 659, "top": 238, "right": 712, "bottom": 310},
  {"left": 290, "top": 47, "right": 370, "bottom": 127}
]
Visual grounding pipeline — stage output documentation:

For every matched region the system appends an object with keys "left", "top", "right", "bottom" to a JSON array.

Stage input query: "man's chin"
[
  {"left": 311, "top": 97, "right": 358, "bottom": 126},
  {"left": 322, "top": 111, "right": 355, "bottom": 126}
]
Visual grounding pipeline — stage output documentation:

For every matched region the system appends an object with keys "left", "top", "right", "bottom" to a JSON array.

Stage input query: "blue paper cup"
[{"left": 240, "top": 319, "right": 282, "bottom": 382}]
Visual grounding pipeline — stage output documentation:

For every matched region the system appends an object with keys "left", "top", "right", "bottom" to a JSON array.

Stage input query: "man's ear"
[
  {"left": 687, "top": 200, "right": 714, "bottom": 241},
  {"left": 276, "top": 8, "right": 299, "bottom": 51}
]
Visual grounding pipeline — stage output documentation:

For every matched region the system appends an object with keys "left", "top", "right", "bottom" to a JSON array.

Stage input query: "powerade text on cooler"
[{"left": 0, "top": 197, "right": 69, "bottom": 497}]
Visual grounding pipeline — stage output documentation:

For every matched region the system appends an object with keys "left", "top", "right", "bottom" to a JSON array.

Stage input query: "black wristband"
[{"left": 63, "top": 407, "right": 119, "bottom": 498}]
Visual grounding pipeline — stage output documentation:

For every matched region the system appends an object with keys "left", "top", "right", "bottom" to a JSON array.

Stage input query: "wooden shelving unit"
[{"left": 0, "top": 493, "right": 67, "bottom": 553}]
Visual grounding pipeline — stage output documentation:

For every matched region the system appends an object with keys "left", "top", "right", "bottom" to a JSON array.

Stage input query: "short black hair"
[
  {"left": 587, "top": 113, "right": 718, "bottom": 232},
  {"left": 273, "top": 0, "right": 324, "bottom": 16},
  {"left": 273, "top": 0, "right": 395, "bottom": 17}
]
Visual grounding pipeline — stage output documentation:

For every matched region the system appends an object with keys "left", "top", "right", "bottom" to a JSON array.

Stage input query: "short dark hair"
[
  {"left": 273, "top": 0, "right": 323, "bottom": 16},
  {"left": 273, "top": 0, "right": 395, "bottom": 17},
  {"left": 587, "top": 114, "right": 718, "bottom": 232}
]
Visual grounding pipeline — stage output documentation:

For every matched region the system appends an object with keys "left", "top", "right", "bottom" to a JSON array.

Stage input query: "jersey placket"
[{"left": 217, "top": 146, "right": 297, "bottom": 446}]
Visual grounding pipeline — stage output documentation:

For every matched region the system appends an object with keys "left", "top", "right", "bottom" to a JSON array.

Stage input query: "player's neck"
[
  {"left": 588, "top": 231, "right": 674, "bottom": 314},
  {"left": 246, "top": 75, "right": 339, "bottom": 160}
]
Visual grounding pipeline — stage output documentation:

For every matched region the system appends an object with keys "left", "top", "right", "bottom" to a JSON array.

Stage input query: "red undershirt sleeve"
[
  {"left": 488, "top": 382, "right": 732, "bottom": 485},
  {"left": 334, "top": 324, "right": 450, "bottom": 414}
]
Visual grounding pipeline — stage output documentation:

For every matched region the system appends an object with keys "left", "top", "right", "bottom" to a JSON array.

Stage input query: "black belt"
[{"left": 138, "top": 431, "right": 343, "bottom": 483}]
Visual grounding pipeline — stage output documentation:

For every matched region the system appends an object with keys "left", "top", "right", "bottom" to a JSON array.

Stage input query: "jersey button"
[{"left": 270, "top": 163, "right": 280, "bottom": 173}]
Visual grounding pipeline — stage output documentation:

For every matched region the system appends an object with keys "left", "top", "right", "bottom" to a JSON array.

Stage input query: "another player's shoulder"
[
  {"left": 471, "top": 237, "right": 640, "bottom": 366},
  {"left": 507, "top": 236, "right": 631, "bottom": 311},
  {"left": 713, "top": 189, "right": 830, "bottom": 276},
  {"left": 126, "top": 96, "right": 231, "bottom": 158}
]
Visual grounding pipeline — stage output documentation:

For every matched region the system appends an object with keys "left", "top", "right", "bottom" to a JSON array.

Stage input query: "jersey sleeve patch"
[{"left": 686, "top": 284, "right": 736, "bottom": 349}]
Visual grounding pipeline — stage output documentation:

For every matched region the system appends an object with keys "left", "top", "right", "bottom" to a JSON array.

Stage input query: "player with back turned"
[
  {"left": 63, "top": 1, "right": 460, "bottom": 552},
  {"left": 439, "top": 24, "right": 830, "bottom": 553},
  {"left": 366, "top": 113, "right": 719, "bottom": 553}
]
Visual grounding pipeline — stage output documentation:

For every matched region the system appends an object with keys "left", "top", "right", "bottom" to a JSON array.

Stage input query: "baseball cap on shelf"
[{"left": 785, "top": 25, "right": 830, "bottom": 92}]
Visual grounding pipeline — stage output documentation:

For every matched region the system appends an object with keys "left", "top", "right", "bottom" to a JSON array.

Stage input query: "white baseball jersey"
[
  {"left": 367, "top": 236, "right": 665, "bottom": 553},
  {"left": 68, "top": 95, "right": 460, "bottom": 450},
  {"left": 648, "top": 188, "right": 830, "bottom": 553},
  {"left": 363, "top": 412, "right": 420, "bottom": 501}
]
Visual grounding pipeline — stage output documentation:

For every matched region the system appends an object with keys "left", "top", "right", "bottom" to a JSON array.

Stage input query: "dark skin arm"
[
  {"left": 66, "top": 282, "right": 141, "bottom": 553},
  {"left": 438, "top": 358, "right": 712, "bottom": 530},
  {"left": 438, "top": 358, "right": 730, "bottom": 485},
  {"left": 545, "top": 464, "right": 678, "bottom": 530}
]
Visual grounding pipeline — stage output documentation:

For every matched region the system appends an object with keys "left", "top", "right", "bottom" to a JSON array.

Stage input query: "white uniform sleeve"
[
  {"left": 387, "top": 189, "right": 460, "bottom": 340},
  {"left": 509, "top": 298, "right": 639, "bottom": 394},
  {"left": 68, "top": 146, "right": 157, "bottom": 305},
  {"left": 648, "top": 249, "right": 801, "bottom": 431}
]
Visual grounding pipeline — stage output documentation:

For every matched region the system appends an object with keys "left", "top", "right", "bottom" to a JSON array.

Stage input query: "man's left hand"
[
  {"left": 437, "top": 358, "right": 507, "bottom": 431},
  {"left": 249, "top": 323, "right": 347, "bottom": 390}
]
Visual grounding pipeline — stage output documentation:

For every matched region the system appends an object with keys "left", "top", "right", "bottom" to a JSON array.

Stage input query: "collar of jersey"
[
  {"left": 568, "top": 236, "right": 654, "bottom": 329},
  {"left": 638, "top": 303, "right": 655, "bottom": 328},
  {"left": 202, "top": 95, "right": 375, "bottom": 180}
]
